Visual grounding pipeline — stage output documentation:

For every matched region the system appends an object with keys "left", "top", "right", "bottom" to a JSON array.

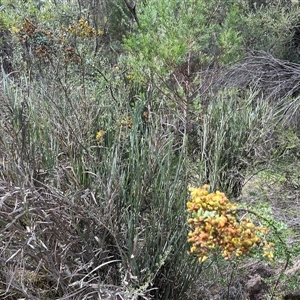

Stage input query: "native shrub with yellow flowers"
[
  {"left": 187, "top": 185, "right": 275, "bottom": 262},
  {"left": 64, "top": 18, "right": 103, "bottom": 38}
]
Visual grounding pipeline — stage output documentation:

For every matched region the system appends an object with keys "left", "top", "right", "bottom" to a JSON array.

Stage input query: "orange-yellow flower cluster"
[
  {"left": 66, "top": 18, "right": 102, "bottom": 38},
  {"left": 187, "top": 185, "right": 274, "bottom": 262}
]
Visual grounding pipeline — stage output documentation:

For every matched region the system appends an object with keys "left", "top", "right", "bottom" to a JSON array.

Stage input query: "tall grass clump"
[
  {"left": 197, "top": 89, "right": 280, "bottom": 197},
  {"left": 0, "top": 64, "right": 204, "bottom": 299}
]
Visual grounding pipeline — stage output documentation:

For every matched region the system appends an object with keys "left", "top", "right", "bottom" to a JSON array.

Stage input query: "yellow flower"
[
  {"left": 96, "top": 130, "right": 105, "bottom": 142},
  {"left": 120, "top": 116, "right": 133, "bottom": 128},
  {"left": 126, "top": 73, "right": 135, "bottom": 80},
  {"left": 190, "top": 246, "right": 197, "bottom": 253},
  {"left": 215, "top": 215, "right": 227, "bottom": 228},
  {"left": 202, "top": 255, "right": 208, "bottom": 262},
  {"left": 246, "top": 222, "right": 255, "bottom": 229},
  {"left": 10, "top": 26, "right": 20, "bottom": 34},
  {"left": 263, "top": 251, "right": 274, "bottom": 261}
]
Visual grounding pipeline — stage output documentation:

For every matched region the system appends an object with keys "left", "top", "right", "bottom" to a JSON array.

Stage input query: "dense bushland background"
[{"left": 0, "top": 0, "right": 299, "bottom": 299}]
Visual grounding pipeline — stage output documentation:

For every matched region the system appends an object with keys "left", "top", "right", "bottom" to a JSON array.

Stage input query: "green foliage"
[
  {"left": 241, "top": 203, "right": 289, "bottom": 259},
  {"left": 242, "top": 0, "right": 300, "bottom": 61},
  {"left": 123, "top": 0, "right": 245, "bottom": 84},
  {"left": 273, "top": 126, "right": 300, "bottom": 159}
]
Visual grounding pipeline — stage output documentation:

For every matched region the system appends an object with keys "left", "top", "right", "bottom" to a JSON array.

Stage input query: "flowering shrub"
[
  {"left": 187, "top": 185, "right": 274, "bottom": 262},
  {"left": 11, "top": 17, "right": 104, "bottom": 65},
  {"left": 17, "top": 19, "right": 54, "bottom": 59},
  {"left": 64, "top": 18, "right": 103, "bottom": 38}
]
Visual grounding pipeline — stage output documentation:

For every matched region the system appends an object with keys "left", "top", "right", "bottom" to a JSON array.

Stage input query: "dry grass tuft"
[{"left": 0, "top": 179, "right": 124, "bottom": 299}]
